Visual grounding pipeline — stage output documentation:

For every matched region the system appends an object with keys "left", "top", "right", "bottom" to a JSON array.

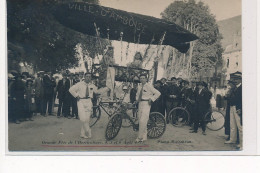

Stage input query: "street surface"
[{"left": 8, "top": 106, "right": 238, "bottom": 152}]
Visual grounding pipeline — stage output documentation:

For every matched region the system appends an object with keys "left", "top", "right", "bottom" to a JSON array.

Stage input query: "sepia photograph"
[{"left": 6, "top": 0, "right": 244, "bottom": 153}]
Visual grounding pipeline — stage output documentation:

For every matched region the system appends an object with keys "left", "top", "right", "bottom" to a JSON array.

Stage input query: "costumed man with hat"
[
  {"left": 135, "top": 73, "right": 161, "bottom": 142},
  {"left": 225, "top": 71, "right": 242, "bottom": 149},
  {"left": 190, "top": 81, "right": 212, "bottom": 135},
  {"left": 69, "top": 72, "right": 110, "bottom": 139}
]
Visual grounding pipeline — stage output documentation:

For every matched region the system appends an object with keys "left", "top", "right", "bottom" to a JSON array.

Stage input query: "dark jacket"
[
  {"left": 151, "top": 86, "right": 164, "bottom": 115},
  {"left": 10, "top": 79, "right": 26, "bottom": 99},
  {"left": 230, "top": 84, "right": 242, "bottom": 111},
  {"left": 186, "top": 87, "right": 197, "bottom": 103},
  {"left": 160, "top": 83, "right": 168, "bottom": 100},
  {"left": 230, "top": 84, "right": 242, "bottom": 123},
  {"left": 34, "top": 77, "right": 44, "bottom": 97},
  {"left": 166, "top": 84, "right": 181, "bottom": 102},
  {"left": 43, "top": 75, "right": 56, "bottom": 96},
  {"left": 57, "top": 79, "right": 70, "bottom": 100},
  {"left": 195, "top": 88, "right": 212, "bottom": 115}
]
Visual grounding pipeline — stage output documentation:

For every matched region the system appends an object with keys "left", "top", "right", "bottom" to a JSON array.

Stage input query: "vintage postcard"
[{"left": 6, "top": 0, "right": 256, "bottom": 155}]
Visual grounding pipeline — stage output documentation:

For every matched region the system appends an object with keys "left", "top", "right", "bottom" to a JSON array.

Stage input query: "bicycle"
[
  {"left": 203, "top": 108, "right": 225, "bottom": 131},
  {"left": 105, "top": 102, "right": 166, "bottom": 140},
  {"left": 90, "top": 96, "right": 122, "bottom": 127},
  {"left": 168, "top": 99, "right": 225, "bottom": 131},
  {"left": 168, "top": 99, "right": 191, "bottom": 127}
]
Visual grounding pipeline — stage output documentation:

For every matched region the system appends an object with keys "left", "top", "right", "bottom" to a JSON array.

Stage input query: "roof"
[{"left": 51, "top": 2, "right": 198, "bottom": 53}]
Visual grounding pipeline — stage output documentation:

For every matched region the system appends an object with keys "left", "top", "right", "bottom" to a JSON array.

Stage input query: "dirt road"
[{"left": 8, "top": 107, "right": 238, "bottom": 152}]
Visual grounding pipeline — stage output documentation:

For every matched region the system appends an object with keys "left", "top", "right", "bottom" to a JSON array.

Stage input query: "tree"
[
  {"left": 7, "top": 0, "right": 106, "bottom": 73},
  {"left": 161, "top": 0, "right": 223, "bottom": 79}
]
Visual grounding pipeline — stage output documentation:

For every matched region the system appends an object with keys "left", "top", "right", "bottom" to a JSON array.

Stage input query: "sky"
[{"left": 100, "top": 0, "right": 241, "bottom": 21}]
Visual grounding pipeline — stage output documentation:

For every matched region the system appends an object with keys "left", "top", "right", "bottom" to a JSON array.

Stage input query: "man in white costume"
[
  {"left": 135, "top": 74, "right": 161, "bottom": 142},
  {"left": 69, "top": 72, "right": 109, "bottom": 139}
]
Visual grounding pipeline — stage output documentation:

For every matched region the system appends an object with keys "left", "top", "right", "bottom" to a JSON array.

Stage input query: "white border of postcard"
[{"left": 1, "top": 0, "right": 259, "bottom": 156}]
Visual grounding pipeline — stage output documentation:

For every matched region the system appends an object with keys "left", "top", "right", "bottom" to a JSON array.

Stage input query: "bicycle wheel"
[
  {"left": 147, "top": 112, "right": 166, "bottom": 139},
  {"left": 90, "top": 106, "right": 101, "bottom": 127},
  {"left": 169, "top": 107, "right": 190, "bottom": 127},
  {"left": 205, "top": 110, "right": 225, "bottom": 131},
  {"left": 105, "top": 113, "right": 122, "bottom": 140}
]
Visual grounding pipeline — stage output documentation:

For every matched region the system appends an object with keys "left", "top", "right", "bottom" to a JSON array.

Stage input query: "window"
[{"left": 227, "top": 58, "right": 229, "bottom": 68}]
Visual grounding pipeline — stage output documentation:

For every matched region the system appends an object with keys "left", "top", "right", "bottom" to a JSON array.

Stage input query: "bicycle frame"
[
  {"left": 93, "top": 94, "right": 126, "bottom": 118},
  {"left": 121, "top": 105, "right": 139, "bottom": 129}
]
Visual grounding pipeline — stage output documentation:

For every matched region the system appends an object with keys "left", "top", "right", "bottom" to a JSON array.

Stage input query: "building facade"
[{"left": 222, "top": 33, "right": 242, "bottom": 81}]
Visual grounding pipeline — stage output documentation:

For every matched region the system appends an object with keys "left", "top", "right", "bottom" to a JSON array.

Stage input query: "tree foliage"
[
  {"left": 161, "top": 0, "right": 223, "bottom": 79},
  {"left": 7, "top": 0, "right": 108, "bottom": 73}
]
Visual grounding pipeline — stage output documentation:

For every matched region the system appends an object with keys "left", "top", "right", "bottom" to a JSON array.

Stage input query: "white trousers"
[
  {"left": 137, "top": 101, "right": 151, "bottom": 140},
  {"left": 230, "top": 106, "right": 243, "bottom": 146},
  {"left": 77, "top": 99, "right": 92, "bottom": 137}
]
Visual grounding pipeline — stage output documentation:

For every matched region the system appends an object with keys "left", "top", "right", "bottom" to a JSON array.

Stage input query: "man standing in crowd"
[
  {"left": 225, "top": 72, "right": 242, "bottom": 149},
  {"left": 224, "top": 80, "right": 236, "bottom": 141},
  {"left": 180, "top": 80, "right": 189, "bottom": 106},
  {"left": 69, "top": 72, "right": 110, "bottom": 139},
  {"left": 79, "top": 71, "right": 84, "bottom": 81},
  {"left": 10, "top": 74, "right": 26, "bottom": 124},
  {"left": 135, "top": 74, "right": 161, "bottom": 142},
  {"left": 74, "top": 73, "right": 80, "bottom": 83},
  {"left": 8, "top": 73, "right": 16, "bottom": 122},
  {"left": 165, "top": 77, "right": 181, "bottom": 124},
  {"left": 190, "top": 81, "right": 212, "bottom": 135},
  {"left": 57, "top": 72, "right": 70, "bottom": 118},
  {"left": 67, "top": 73, "right": 76, "bottom": 118},
  {"left": 34, "top": 71, "right": 44, "bottom": 115},
  {"left": 186, "top": 81, "right": 197, "bottom": 128},
  {"left": 42, "top": 71, "right": 56, "bottom": 116},
  {"left": 72, "top": 73, "right": 80, "bottom": 119},
  {"left": 160, "top": 77, "right": 168, "bottom": 117},
  {"left": 151, "top": 80, "right": 164, "bottom": 115}
]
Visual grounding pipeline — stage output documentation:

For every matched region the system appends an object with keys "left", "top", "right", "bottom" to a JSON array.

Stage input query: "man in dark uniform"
[
  {"left": 160, "top": 77, "right": 168, "bottom": 117},
  {"left": 57, "top": 73, "right": 70, "bottom": 118},
  {"left": 186, "top": 81, "right": 198, "bottom": 128},
  {"left": 151, "top": 80, "right": 164, "bottom": 115},
  {"left": 42, "top": 71, "right": 56, "bottom": 116},
  {"left": 224, "top": 80, "right": 236, "bottom": 140},
  {"left": 165, "top": 77, "right": 181, "bottom": 124},
  {"left": 67, "top": 73, "right": 76, "bottom": 118},
  {"left": 190, "top": 81, "right": 212, "bottom": 135},
  {"left": 225, "top": 72, "right": 242, "bottom": 149},
  {"left": 71, "top": 73, "right": 79, "bottom": 119}
]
